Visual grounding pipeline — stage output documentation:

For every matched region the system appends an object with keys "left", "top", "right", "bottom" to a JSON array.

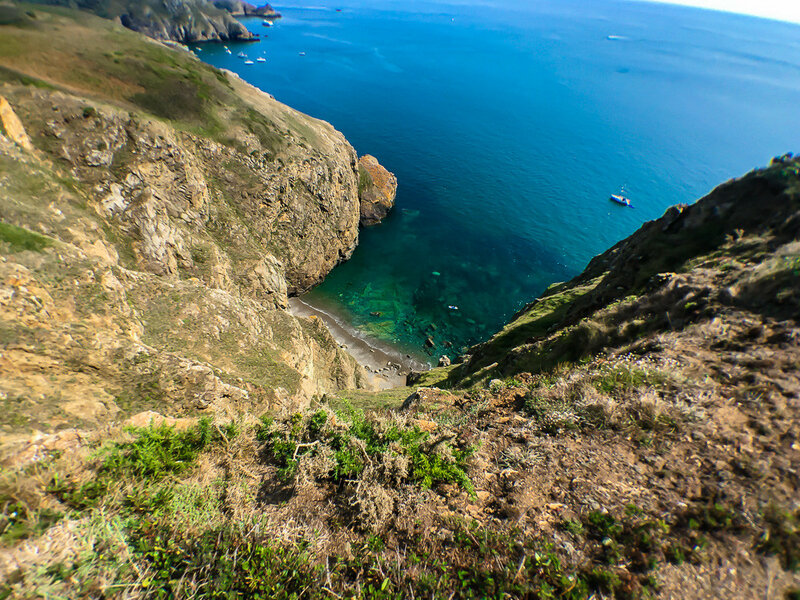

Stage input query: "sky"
[{"left": 643, "top": 0, "right": 800, "bottom": 24}]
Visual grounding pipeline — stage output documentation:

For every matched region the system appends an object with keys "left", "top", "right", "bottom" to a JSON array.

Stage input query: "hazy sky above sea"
[
  {"left": 279, "top": 0, "right": 800, "bottom": 25},
  {"left": 640, "top": 0, "right": 800, "bottom": 23}
]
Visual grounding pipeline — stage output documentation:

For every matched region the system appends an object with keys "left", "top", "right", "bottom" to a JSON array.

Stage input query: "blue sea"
[{"left": 193, "top": 0, "right": 800, "bottom": 364}]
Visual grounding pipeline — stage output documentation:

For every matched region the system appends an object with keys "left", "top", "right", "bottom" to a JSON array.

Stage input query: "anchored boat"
[{"left": 610, "top": 194, "right": 632, "bottom": 207}]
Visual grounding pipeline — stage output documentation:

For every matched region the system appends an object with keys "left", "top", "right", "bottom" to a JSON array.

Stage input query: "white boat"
[
  {"left": 256, "top": 57, "right": 266, "bottom": 62},
  {"left": 262, "top": 20, "right": 272, "bottom": 26},
  {"left": 244, "top": 60, "right": 255, "bottom": 65},
  {"left": 299, "top": 51, "right": 306, "bottom": 56},
  {"left": 225, "top": 49, "right": 232, "bottom": 54},
  {"left": 238, "top": 52, "right": 246, "bottom": 58},
  {"left": 610, "top": 194, "right": 632, "bottom": 207}
]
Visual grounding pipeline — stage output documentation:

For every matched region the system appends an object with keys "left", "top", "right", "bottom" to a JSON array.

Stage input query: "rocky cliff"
[
  {"left": 29, "top": 0, "right": 268, "bottom": 42},
  {"left": 0, "top": 5, "right": 391, "bottom": 451}
]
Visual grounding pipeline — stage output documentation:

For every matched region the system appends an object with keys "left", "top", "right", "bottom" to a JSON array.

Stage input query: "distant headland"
[{"left": 29, "top": 0, "right": 281, "bottom": 42}]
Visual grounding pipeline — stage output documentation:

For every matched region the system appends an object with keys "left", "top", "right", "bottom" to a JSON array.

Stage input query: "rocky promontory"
[
  {"left": 31, "top": 0, "right": 267, "bottom": 42},
  {"left": 213, "top": 0, "right": 281, "bottom": 19},
  {"left": 357, "top": 154, "right": 398, "bottom": 226}
]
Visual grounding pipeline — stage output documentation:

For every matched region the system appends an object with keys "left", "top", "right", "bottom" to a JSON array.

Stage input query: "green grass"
[
  {"left": 48, "top": 418, "right": 235, "bottom": 509},
  {"left": 0, "top": 221, "right": 53, "bottom": 252},
  {"left": 326, "top": 386, "right": 414, "bottom": 412},
  {"left": 0, "top": 64, "right": 55, "bottom": 88}
]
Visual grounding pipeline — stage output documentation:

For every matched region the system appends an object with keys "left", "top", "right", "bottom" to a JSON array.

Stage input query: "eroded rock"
[{"left": 357, "top": 154, "right": 397, "bottom": 226}]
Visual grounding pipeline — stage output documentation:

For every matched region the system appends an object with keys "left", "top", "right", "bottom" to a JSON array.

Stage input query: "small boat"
[
  {"left": 263, "top": 20, "right": 272, "bottom": 26},
  {"left": 299, "top": 51, "right": 306, "bottom": 56},
  {"left": 256, "top": 57, "right": 266, "bottom": 62},
  {"left": 244, "top": 60, "right": 255, "bottom": 65},
  {"left": 610, "top": 194, "right": 632, "bottom": 207},
  {"left": 237, "top": 51, "right": 246, "bottom": 58},
  {"left": 226, "top": 49, "right": 232, "bottom": 54}
]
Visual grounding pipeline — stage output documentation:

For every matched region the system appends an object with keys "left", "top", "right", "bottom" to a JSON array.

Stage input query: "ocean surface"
[{"left": 193, "top": 0, "right": 800, "bottom": 364}]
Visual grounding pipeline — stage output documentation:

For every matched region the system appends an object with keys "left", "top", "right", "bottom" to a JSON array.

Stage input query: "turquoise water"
[{"left": 193, "top": 1, "right": 800, "bottom": 363}]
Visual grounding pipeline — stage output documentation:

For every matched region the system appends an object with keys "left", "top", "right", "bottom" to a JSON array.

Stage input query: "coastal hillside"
[
  {"left": 0, "top": 3, "right": 798, "bottom": 599},
  {"left": 27, "top": 0, "right": 279, "bottom": 42},
  {"left": 0, "top": 4, "right": 403, "bottom": 459},
  {"left": 1, "top": 105, "right": 797, "bottom": 599}
]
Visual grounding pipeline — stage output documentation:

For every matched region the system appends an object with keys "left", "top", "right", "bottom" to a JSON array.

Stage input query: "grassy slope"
[
  {"left": 0, "top": 3, "right": 326, "bottom": 152},
  {"left": 2, "top": 159, "right": 797, "bottom": 598},
  {"left": 29, "top": 0, "right": 254, "bottom": 42}
]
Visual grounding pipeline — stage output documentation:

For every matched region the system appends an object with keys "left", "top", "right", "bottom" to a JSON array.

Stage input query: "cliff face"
[
  {"left": 31, "top": 0, "right": 267, "bottom": 42},
  {"left": 0, "top": 6, "right": 374, "bottom": 449}
]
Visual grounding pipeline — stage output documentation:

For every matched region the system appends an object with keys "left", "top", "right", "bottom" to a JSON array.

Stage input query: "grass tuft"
[{"left": 0, "top": 221, "right": 53, "bottom": 252}]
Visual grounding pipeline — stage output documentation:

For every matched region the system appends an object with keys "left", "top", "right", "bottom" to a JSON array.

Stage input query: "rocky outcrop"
[
  {"left": 213, "top": 0, "right": 281, "bottom": 19},
  {"left": 33, "top": 0, "right": 260, "bottom": 42},
  {"left": 0, "top": 96, "right": 33, "bottom": 151},
  {"left": 357, "top": 154, "right": 397, "bottom": 226}
]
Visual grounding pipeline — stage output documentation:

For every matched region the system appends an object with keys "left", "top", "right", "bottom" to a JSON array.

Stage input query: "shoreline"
[{"left": 288, "top": 296, "right": 431, "bottom": 391}]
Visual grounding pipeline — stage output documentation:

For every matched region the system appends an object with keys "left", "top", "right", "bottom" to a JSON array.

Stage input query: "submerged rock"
[{"left": 357, "top": 154, "right": 397, "bottom": 226}]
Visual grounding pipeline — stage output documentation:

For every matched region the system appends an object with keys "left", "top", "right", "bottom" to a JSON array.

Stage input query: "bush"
[
  {"left": 49, "top": 418, "right": 234, "bottom": 509},
  {"left": 258, "top": 408, "right": 474, "bottom": 495}
]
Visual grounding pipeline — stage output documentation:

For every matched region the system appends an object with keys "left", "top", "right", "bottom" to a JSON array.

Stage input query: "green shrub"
[
  {"left": 131, "top": 524, "right": 320, "bottom": 600},
  {"left": 592, "top": 365, "right": 666, "bottom": 395},
  {"left": 97, "top": 417, "right": 216, "bottom": 479},
  {"left": 260, "top": 408, "right": 474, "bottom": 494},
  {"left": 49, "top": 418, "right": 233, "bottom": 509}
]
